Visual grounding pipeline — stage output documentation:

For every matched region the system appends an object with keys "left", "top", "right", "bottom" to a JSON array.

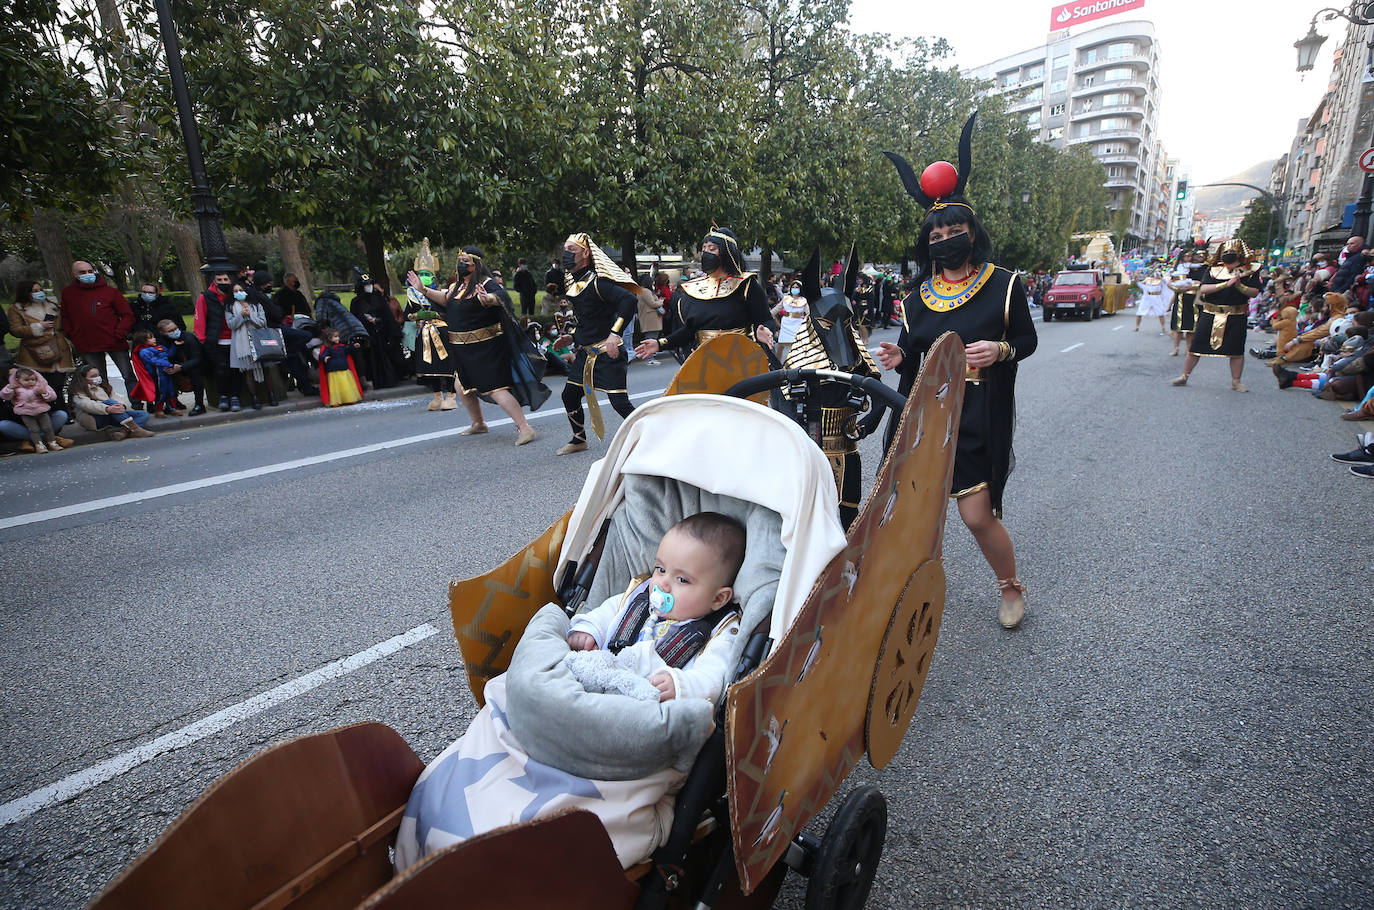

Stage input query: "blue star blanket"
[{"left": 393, "top": 671, "right": 682, "bottom": 870}]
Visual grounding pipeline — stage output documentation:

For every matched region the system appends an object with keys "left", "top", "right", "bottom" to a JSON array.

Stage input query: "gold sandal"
[{"left": 996, "top": 577, "right": 1027, "bottom": 630}]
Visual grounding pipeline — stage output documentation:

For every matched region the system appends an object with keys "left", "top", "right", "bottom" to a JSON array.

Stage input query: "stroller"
[{"left": 89, "top": 332, "right": 968, "bottom": 910}]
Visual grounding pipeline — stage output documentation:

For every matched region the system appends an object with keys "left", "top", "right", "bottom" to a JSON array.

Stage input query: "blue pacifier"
[{"left": 649, "top": 584, "right": 675, "bottom": 614}]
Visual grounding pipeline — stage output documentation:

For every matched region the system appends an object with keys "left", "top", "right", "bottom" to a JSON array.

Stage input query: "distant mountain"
[{"left": 1193, "top": 160, "right": 1278, "bottom": 218}]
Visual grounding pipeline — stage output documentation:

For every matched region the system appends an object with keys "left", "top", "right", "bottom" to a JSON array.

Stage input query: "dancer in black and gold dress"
[
  {"left": 1167, "top": 248, "right": 1204, "bottom": 357},
  {"left": 1170, "top": 239, "right": 1261, "bottom": 392},
  {"left": 406, "top": 246, "right": 537, "bottom": 445},
  {"left": 634, "top": 226, "right": 776, "bottom": 359},
  {"left": 878, "top": 112, "right": 1039, "bottom": 630}
]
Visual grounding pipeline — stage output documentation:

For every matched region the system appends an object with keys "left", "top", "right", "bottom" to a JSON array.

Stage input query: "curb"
[{"left": 56, "top": 384, "right": 430, "bottom": 444}]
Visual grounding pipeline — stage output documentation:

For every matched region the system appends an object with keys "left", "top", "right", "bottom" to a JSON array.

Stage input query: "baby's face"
[{"left": 651, "top": 528, "right": 732, "bottom": 621}]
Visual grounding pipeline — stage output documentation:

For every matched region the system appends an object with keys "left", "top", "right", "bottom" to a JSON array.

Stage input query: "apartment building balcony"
[
  {"left": 1097, "top": 151, "right": 1142, "bottom": 166},
  {"left": 1075, "top": 51, "right": 1154, "bottom": 74},
  {"left": 1007, "top": 93, "right": 1046, "bottom": 112},
  {"left": 1073, "top": 100, "right": 1148, "bottom": 119},
  {"left": 1071, "top": 78, "right": 1149, "bottom": 99},
  {"left": 1106, "top": 175, "right": 1143, "bottom": 189}
]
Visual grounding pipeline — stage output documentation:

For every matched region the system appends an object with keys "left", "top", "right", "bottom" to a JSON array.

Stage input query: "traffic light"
[{"left": 1175, "top": 180, "right": 1188, "bottom": 200}]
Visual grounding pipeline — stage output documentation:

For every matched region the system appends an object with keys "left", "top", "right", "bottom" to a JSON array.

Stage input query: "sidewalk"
[{"left": 56, "top": 383, "right": 428, "bottom": 445}]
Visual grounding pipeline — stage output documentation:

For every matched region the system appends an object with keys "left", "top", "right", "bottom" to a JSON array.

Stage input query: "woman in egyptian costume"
[
  {"left": 634, "top": 226, "right": 776, "bottom": 359},
  {"left": 1170, "top": 238, "right": 1261, "bottom": 392},
  {"left": 876, "top": 113, "right": 1039, "bottom": 630}
]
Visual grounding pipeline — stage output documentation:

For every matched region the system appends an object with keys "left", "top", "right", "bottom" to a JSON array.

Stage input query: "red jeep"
[{"left": 1043, "top": 269, "right": 1104, "bottom": 321}]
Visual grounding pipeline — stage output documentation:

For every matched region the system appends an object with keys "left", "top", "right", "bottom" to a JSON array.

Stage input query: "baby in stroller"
[{"left": 566, "top": 512, "right": 744, "bottom": 703}]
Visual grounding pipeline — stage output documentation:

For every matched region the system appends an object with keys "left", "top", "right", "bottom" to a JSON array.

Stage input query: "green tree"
[{"left": 1237, "top": 194, "right": 1281, "bottom": 254}]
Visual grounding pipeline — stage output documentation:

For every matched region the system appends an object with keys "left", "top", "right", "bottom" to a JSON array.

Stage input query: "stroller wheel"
[{"left": 804, "top": 786, "right": 887, "bottom": 910}]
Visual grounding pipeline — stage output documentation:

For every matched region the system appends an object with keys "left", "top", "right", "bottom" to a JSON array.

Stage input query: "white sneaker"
[{"left": 33, "top": 442, "right": 49, "bottom": 453}]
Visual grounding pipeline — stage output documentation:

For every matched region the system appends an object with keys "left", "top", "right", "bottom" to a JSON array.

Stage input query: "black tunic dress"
[
  {"left": 445, "top": 279, "right": 514, "bottom": 395},
  {"left": 660, "top": 274, "right": 777, "bottom": 351},
  {"left": 564, "top": 268, "right": 639, "bottom": 392},
  {"left": 1168, "top": 265, "right": 1205, "bottom": 333},
  {"left": 1189, "top": 267, "right": 1259, "bottom": 357},
  {"left": 404, "top": 299, "right": 453, "bottom": 379},
  {"left": 896, "top": 264, "right": 1038, "bottom": 515}
]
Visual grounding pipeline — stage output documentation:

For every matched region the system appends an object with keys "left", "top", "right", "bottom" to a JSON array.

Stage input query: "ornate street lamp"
[
  {"left": 153, "top": 0, "right": 235, "bottom": 278},
  {"left": 1295, "top": 25, "right": 1327, "bottom": 73}
]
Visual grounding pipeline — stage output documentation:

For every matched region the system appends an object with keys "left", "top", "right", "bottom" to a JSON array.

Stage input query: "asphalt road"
[{"left": 1, "top": 313, "right": 1370, "bottom": 909}]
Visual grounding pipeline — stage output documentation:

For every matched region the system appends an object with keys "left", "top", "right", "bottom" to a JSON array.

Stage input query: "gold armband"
[
  {"left": 610, "top": 317, "right": 626, "bottom": 334},
  {"left": 997, "top": 341, "right": 1013, "bottom": 362}
]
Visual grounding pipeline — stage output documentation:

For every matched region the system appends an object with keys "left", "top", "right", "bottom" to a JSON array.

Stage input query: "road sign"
[{"left": 1360, "top": 147, "right": 1374, "bottom": 172}]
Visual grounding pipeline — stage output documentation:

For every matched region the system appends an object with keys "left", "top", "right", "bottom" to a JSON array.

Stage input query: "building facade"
[
  {"left": 1279, "top": 19, "right": 1374, "bottom": 258},
  {"left": 965, "top": 20, "right": 1167, "bottom": 252}
]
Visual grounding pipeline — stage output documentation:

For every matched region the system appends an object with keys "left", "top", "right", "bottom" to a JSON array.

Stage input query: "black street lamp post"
[
  {"left": 1295, "top": 3, "right": 1374, "bottom": 242},
  {"left": 153, "top": 0, "right": 235, "bottom": 278}
]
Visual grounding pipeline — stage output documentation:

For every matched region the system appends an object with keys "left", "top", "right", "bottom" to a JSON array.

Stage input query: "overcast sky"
[{"left": 848, "top": 0, "right": 1338, "bottom": 185}]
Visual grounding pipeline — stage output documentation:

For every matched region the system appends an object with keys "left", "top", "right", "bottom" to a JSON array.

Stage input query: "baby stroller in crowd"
[{"left": 90, "top": 332, "right": 968, "bottom": 910}]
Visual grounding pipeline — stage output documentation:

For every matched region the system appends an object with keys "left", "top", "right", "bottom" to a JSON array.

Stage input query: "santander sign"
[{"left": 1049, "top": 0, "right": 1146, "bottom": 30}]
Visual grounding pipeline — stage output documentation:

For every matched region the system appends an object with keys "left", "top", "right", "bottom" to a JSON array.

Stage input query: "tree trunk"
[
  {"left": 759, "top": 243, "right": 774, "bottom": 285},
  {"left": 275, "top": 226, "right": 313, "bottom": 301},
  {"left": 172, "top": 220, "right": 203, "bottom": 293},
  {"left": 619, "top": 229, "right": 637, "bottom": 277},
  {"left": 32, "top": 208, "right": 72, "bottom": 287},
  {"left": 361, "top": 227, "right": 388, "bottom": 292}
]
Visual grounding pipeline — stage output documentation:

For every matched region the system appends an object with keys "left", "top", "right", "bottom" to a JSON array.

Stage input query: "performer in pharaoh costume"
[
  {"left": 783, "top": 244, "right": 881, "bottom": 529},
  {"left": 404, "top": 239, "right": 458, "bottom": 411},
  {"left": 554, "top": 232, "right": 642, "bottom": 456},
  {"left": 1167, "top": 246, "right": 1206, "bottom": 357},
  {"left": 405, "top": 246, "right": 540, "bottom": 446},
  {"left": 876, "top": 112, "right": 1039, "bottom": 630},
  {"left": 1170, "top": 238, "right": 1261, "bottom": 392},
  {"left": 634, "top": 226, "right": 776, "bottom": 360}
]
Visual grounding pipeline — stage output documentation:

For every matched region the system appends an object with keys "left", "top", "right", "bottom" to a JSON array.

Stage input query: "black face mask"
[
  {"left": 215, "top": 283, "right": 232, "bottom": 296},
  {"left": 562, "top": 251, "right": 579, "bottom": 270},
  {"left": 1221, "top": 253, "right": 1238, "bottom": 265},
  {"left": 929, "top": 232, "right": 973, "bottom": 270},
  {"left": 455, "top": 262, "right": 472, "bottom": 277},
  {"left": 700, "top": 251, "right": 721, "bottom": 273}
]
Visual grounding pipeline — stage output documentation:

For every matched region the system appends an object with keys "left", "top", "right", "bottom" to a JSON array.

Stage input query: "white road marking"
[
  {"left": 0, "top": 622, "right": 441, "bottom": 828},
  {"left": 1061, "top": 342, "right": 1085, "bottom": 353},
  {"left": 0, "top": 388, "right": 667, "bottom": 530},
  {"left": 1112, "top": 325, "right": 1124, "bottom": 331}
]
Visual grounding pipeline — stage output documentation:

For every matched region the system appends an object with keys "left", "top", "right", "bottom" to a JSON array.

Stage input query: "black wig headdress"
[
  {"left": 704, "top": 225, "right": 745, "bottom": 275},
  {"left": 882, "top": 112, "right": 978, "bottom": 215}
]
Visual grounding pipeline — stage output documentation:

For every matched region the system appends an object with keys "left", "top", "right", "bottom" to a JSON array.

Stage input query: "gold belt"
[
  {"left": 1201, "top": 303, "right": 1247, "bottom": 316},
  {"left": 1200, "top": 302, "right": 1246, "bottom": 350},
  {"left": 965, "top": 366, "right": 984, "bottom": 383},
  {"left": 696, "top": 328, "right": 748, "bottom": 344},
  {"left": 581, "top": 341, "right": 611, "bottom": 441},
  {"left": 449, "top": 324, "right": 503, "bottom": 344}
]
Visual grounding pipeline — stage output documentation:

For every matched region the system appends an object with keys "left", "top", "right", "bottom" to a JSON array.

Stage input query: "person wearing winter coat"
[
  {"left": 226, "top": 283, "right": 271, "bottom": 409},
  {"left": 69, "top": 364, "right": 154, "bottom": 440},
  {"left": 130, "top": 329, "right": 183, "bottom": 416},
  {"left": 156, "top": 318, "right": 207, "bottom": 415},
  {"left": 193, "top": 271, "right": 240, "bottom": 410},
  {"left": 59, "top": 261, "right": 135, "bottom": 388},
  {"left": 0, "top": 367, "right": 61, "bottom": 452},
  {"left": 8, "top": 280, "right": 77, "bottom": 399},
  {"left": 129, "top": 283, "right": 183, "bottom": 335}
]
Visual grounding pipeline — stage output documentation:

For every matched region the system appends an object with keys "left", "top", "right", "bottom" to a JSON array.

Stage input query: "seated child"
[
  {"left": 565, "top": 511, "right": 745, "bottom": 705},
  {"left": 315, "top": 327, "right": 364, "bottom": 406},
  {"left": 130, "top": 329, "right": 183, "bottom": 416},
  {"left": 0, "top": 367, "right": 60, "bottom": 452}
]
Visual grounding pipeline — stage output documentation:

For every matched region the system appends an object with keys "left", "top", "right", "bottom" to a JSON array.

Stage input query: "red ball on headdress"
[{"left": 920, "top": 161, "right": 959, "bottom": 200}]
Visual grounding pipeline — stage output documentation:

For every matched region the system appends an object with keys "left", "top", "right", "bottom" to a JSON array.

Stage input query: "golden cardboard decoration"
[
  {"left": 723, "top": 331, "right": 966, "bottom": 893},
  {"left": 664, "top": 333, "right": 771, "bottom": 403},
  {"left": 448, "top": 513, "right": 570, "bottom": 706}
]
